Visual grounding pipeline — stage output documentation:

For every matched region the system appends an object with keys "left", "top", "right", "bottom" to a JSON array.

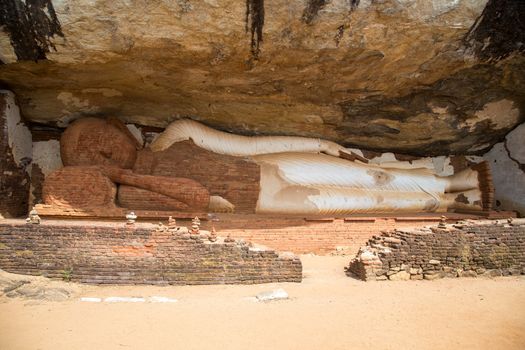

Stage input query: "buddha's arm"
[
  {"left": 149, "top": 119, "right": 362, "bottom": 158},
  {"left": 100, "top": 166, "right": 210, "bottom": 210}
]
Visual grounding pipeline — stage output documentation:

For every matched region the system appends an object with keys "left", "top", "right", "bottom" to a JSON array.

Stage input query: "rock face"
[
  {"left": 0, "top": 0, "right": 524, "bottom": 155},
  {"left": 483, "top": 123, "right": 525, "bottom": 215},
  {"left": 0, "top": 269, "right": 78, "bottom": 301}
]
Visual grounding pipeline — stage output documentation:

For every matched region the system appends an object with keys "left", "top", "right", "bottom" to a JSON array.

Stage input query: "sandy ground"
[{"left": 1, "top": 256, "right": 524, "bottom": 350}]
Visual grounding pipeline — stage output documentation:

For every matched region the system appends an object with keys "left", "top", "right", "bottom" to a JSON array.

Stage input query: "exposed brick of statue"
[
  {"left": 134, "top": 141, "right": 260, "bottom": 213},
  {"left": 118, "top": 186, "right": 189, "bottom": 211},
  {"left": 43, "top": 166, "right": 117, "bottom": 209},
  {"left": 60, "top": 117, "right": 138, "bottom": 169},
  {"left": 100, "top": 166, "right": 210, "bottom": 211},
  {"left": 41, "top": 117, "right": 495, "bottom": 217},
  {"left": 42, "top": 117, "right": 212, "bottom": 213}
]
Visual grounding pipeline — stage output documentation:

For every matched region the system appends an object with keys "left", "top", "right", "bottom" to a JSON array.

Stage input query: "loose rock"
[{"left": 256, "top": 289, "right": 289, "bottom": 302}]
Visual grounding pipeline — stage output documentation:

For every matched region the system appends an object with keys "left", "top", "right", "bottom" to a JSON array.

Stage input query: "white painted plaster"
[
  {"left": 2, "top": 90, "right": 32, "bottom": 173},
  {"left": 368, "top": 153, "right": 453, "bottom": 176},
  {"left": 30, "top": 140, "right": 64, "bottom": 206},
  {"left": 104, "top": 297, "right": 145, "bottom": 303},
  {"left": 432, "top": 156, "right": 454, "bottom": 176},
  {"left": 32, "top": 140, "right": 63, "bottom": 176},
  {"left": 126, "top": 124, "right": 144, "bottom": 146}
]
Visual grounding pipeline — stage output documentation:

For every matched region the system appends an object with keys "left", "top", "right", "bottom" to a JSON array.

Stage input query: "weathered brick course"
[
  {"left": 0, "top": 220, "right": 302, "bottom": 285},
  {"left": 198, "top": 215, "right": 459, "bottom": 255}
]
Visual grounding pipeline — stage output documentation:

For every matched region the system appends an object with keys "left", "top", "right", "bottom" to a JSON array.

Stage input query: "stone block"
[
  {"left": 388, "top": 270, "right": 410, "bottom": 281},
  {"left": 256, "top": 289, "right": 289, "bottom": 302},
  {"left": 482, "top": 269, "right": 502, "bottom": 278},
  {"left": 424, "top": 272, "right": 444, "bottom": 280},
  {"left": 457, "top": 270, "right": 477, "bottom": 278},
  {"left": 508, "top": 268, "right": 522, "bottom": 275},
  {"left": 409, "top": 267, "right": 422, "bottom": 275}
]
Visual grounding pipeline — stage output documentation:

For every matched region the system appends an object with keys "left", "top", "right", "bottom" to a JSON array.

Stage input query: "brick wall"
[
  {"left": 0, "top": 220, "right": 302, "bottom": 285},
  {"left": 348, "top": 219, "right": 525, "bottom": 281},
  {"left": 0, "top": 92, "right": 30, "bottom": 218}
]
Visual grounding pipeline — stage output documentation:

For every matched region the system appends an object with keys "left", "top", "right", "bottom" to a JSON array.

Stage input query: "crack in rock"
[{"left": 503, "top": 139, "right": 525, "bottom": 173}]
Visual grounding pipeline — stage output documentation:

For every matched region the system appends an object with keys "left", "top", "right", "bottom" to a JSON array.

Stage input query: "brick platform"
[
  {"left": 0, "top": 220, "right": 302, "bottom": 285},
  {"left": 27, "top": 211, "right": 517, "bottom": 255},
  {"left": 191, "top": 212, "right": 516, "bottom": 255},
  {"left": 348, "top": 219, "right": 525, "bottom": 281}
]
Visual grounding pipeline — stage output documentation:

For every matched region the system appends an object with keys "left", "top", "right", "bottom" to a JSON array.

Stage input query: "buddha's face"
[{"left": 61, "top": 118, "right": 138, "bottom": 169}]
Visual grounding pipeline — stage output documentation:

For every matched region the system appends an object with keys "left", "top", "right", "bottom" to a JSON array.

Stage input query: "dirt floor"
[{"left": 1, "top": 255, "right": 525, "bottom": 350}]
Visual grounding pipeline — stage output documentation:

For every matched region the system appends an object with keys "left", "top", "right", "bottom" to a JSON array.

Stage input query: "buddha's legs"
[{"left": 255, "top": 155, "right": 490, "bottom": 215}]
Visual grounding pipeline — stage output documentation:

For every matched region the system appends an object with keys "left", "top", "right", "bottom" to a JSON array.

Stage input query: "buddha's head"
[{"left": 60, "top": 117, "right": 139, "bottom": 169}]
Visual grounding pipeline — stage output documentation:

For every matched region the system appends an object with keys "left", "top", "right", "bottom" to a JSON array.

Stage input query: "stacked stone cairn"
[
  {"left": 25, "top": 207, "right": 41, "bottom": 225},
  {"left": 165, "top": 216, "right": 221, "bottom": 243},
  {"left": 190, "top": 216, "right": 201, "bottom": 237},
  {"left": 209, "top": 227, "right": 218, "bottom": 242},
  {"left": 168, "top": 216, "right": 177, "bottom": 229},
  {"left": 347, "top": 218, "right": 525, "bottom": 281},
  {"left": 125, "top": 211, "right": 137, "bottom": 225}
]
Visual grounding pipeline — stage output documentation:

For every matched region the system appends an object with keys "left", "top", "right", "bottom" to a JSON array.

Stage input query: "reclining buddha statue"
[{"left": 41, "top": 117, "right": 493, "bottom": 215}]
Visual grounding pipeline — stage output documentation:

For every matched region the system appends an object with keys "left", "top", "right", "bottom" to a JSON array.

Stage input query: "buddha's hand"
[{"left": 208, "top": 196, "right": 235, "bottom": 213}]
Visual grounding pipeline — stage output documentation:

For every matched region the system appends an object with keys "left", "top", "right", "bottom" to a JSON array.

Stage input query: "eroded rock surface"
[
  {"left": 484, "top": 123, "right": 525, "bottom": 215},
  {"left": 0, "top": 0, "right": 524, "bottom": 155},
  {"left": 0, "top": 269, "right": 78, "bottom": 301}
]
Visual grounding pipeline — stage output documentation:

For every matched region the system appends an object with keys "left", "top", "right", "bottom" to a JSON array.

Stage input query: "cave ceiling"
[{"left": 0, "top": 0, "right": 524, "bottom": 156}]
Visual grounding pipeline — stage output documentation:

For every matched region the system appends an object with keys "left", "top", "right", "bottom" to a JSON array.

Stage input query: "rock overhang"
[{"left": 0, "top": 0, "right": 523, "bottom": 156}]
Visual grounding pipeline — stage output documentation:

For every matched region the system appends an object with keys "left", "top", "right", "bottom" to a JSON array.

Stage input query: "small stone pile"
[
  {"left": 347, "top": 218, "right": 525, "bottom": 281},
  {"left": 167, "top": 216, "right": 177, "bottom": 229},
  {"left": 26, "top": 207, "right": 41, "bottom": 224},
  {"left": 190, "top": 216, "right": 201, "bottom": 236}
]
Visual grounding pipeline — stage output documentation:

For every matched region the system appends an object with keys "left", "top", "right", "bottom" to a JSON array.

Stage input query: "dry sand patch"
[{"left": 1, "top": 256, "right": 524, "bottom": 350}]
